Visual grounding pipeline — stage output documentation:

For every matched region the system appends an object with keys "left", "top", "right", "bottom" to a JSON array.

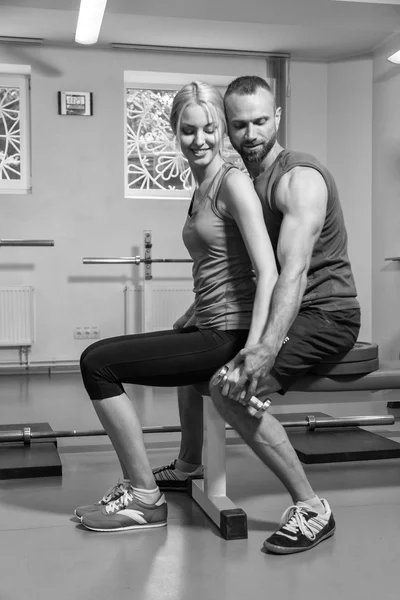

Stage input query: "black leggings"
[{"left": 80, "top": 326, "right": 249, "bottom": 400}]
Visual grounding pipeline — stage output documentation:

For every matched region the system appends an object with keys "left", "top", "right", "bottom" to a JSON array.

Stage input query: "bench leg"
[{"left": 190, "top": 395, "right": 248, "bottom": 540}]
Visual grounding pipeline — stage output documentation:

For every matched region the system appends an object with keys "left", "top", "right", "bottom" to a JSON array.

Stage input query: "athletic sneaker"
[
  {"left": 74, "top": 481, "right": 130, "bottom": 519},
  {"left": 81, "top": 489, "right": 168, "bottom": 532},
  {"left": 263, "top": 498, "right": 335, "bottom": 554},
  {"left": 153, "top": 460, "right": 204, "bottom": 491}
]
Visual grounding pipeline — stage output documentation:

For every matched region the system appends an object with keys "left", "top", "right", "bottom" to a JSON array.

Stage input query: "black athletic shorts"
[{"left": 270, "top": 306, "right": 361, "bottom": 393}]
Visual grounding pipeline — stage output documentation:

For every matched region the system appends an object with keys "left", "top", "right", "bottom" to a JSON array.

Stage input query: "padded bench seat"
[
  {"left": 293, "top": 360, "right": 400, "bottom": 392},
  {"left": 195, "top": 360, "right": 400, "bottom": 396}
]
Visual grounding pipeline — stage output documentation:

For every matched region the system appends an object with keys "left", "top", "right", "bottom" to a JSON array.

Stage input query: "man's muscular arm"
[{"left": 239, "top": 166, "right": 328, "bottom": 399}]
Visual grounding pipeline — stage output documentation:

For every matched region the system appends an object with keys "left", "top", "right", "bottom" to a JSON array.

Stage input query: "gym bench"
[
  {"left": 2, "top": 342, "right": 400, "bottom": 541},
  {"left": 190, "top": 344, "right": 400, "bottom": 540}
]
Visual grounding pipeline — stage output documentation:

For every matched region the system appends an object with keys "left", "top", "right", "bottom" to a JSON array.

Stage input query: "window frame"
[
  {"left": 124, "top": 71, "right": 250, "bottom": 200},
  {"left": 0, "top": 71, "right": 31, "bottom": 194}
]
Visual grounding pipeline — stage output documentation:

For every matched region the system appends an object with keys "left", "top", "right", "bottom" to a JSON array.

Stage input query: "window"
[
  {"left": 124, "top": 72, "right": 247, "bottom": 199},
  {"left": 125, "top": 85, "right": 190, "bottom": 198},
  {"left": 124, "top": 64, "right": 287, "bottom": 199},
  {"left": 0, "top": 72, "right": 30, "bottom": 194}
]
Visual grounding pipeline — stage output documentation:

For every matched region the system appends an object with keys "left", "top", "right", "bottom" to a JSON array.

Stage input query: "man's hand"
[
  {"left": 210, "top": 353, "right": 255, "bottom": 406},
  {"left": 211, "top": 344, "right": 277, "bottom": 405},
  {"left": 237, "top": 343, "right": 277, "bottom": 402}
]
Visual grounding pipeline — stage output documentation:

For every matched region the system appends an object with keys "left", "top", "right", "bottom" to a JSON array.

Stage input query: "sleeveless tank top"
[
  {"left": 254, "top": 150, "right": 359, "bottom": 310},
  {"left": 182, "top": 163, "right": 256, "bottom": 329}
]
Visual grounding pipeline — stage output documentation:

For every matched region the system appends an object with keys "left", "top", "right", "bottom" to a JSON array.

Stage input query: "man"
[{"left": 154, "top": 76, "right": 360, "bottom": 554}]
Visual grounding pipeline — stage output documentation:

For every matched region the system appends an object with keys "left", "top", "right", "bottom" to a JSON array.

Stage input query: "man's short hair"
[{"left": 225, "top": 75, "right": 274, "bottom": 99}]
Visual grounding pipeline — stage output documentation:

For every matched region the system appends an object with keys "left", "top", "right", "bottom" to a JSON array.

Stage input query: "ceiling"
[{"left": 1, "top": 0, "right": 400, "bottom": 61}]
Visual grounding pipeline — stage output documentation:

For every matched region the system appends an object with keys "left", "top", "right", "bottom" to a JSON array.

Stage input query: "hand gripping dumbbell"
[{"left": 214, "top": 365, "right": 271, "bottom": 419}]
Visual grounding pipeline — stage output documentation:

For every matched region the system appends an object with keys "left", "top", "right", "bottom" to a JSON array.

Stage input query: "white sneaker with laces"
[
  {"left": 263, "top": 498, "right": 336, "bottom": 554},
  {"left": 81, "top": 489, "right": 168, "bottom": 532},
  {"left": 74, "top": 481, "right": 130, "bottom": 519}
]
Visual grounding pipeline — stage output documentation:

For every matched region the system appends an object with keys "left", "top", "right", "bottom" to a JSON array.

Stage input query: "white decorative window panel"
[
  {"left": 124, "top": 78, "right": 245, "bottom": 200},
  {"left": 0, "top": 74, "right": 30, "bottom": 194}
]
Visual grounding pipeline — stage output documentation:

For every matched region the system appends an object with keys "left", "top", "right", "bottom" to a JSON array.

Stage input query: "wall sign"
[{"left": 58, "top": 91, "right": 93, "bottom": 116}]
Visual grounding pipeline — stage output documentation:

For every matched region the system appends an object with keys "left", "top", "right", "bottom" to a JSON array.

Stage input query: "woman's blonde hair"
[{"left": 170, "top": 81, "right": 226, "bottom": 154}]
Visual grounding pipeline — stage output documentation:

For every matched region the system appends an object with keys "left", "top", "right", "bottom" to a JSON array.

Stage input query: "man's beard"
[{"left": 239, "top": 132, "right": 277, "bottom": 164}]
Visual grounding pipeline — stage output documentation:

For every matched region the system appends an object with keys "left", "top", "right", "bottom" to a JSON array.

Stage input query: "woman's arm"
[{"left": 220, "top": 169, "right": 278, "bottom": 347}]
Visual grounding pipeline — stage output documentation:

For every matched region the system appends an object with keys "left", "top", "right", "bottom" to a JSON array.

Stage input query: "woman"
[{"left": 76, "top": 81, "right": 278, "bottom": 532}]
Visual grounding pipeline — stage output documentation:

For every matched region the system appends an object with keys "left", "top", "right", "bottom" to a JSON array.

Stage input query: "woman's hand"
[
  {"left": 173, "top": 313, "right": 197, "bottom": 330},
  {"left": 210, "top": 353, "right": 248, "bottom": 402}
]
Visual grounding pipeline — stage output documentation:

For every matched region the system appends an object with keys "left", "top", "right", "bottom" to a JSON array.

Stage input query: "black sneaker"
[
  {"left": 263, "top": 498, "right": 335, "bottom": 554},
  {"left": 153, "top": 460, "right": 204, "bottom": 491}
]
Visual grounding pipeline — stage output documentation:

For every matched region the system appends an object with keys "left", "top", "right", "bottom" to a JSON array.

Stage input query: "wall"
[
  {"left": 327, "top": 58, "right": 373, "bottom": 342},
  {"left": 288, "top": 60, "right": 328, "bottom": 163},
  {"left": 0, "top": 43, "right": 267, "bottom": 364},
  {"left": 372, "top": 35, "right": 400, "bottom": 359},
  {"left": 0, "top": 44, "right": 374, "bottom": 365},
  {"left": 290, "top": 58, "right": 373, "bottom": 342}
]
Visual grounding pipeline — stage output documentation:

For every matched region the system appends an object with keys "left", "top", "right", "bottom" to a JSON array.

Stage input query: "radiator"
[
  {"left": 124, "top": 285, "right": 194, "bottom": 334},
  {"left": 0, "top": 286, "right": 35, "bottom": 346}
]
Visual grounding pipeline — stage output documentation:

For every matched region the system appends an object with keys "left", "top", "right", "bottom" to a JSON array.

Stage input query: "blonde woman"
[{"left": 76, "top": 81, "right": 277, "bottom": 533}]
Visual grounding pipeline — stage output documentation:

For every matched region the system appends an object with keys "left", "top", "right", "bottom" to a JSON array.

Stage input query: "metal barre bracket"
[{"left": 144, "top": 229, "right": 152, "bottom": 280}]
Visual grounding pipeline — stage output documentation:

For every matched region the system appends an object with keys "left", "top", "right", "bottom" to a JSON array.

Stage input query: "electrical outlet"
[
  {"left": 74, "top": 327, "right": 83, "bottom": 339},
  {"left": 74, "top": 326, "right": 100, "bottom": 339}
]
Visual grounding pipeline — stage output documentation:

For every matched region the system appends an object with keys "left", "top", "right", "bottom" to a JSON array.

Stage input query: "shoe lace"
[
  {"left": 279, "top": 506, "right": 321, "bottom": 540},
  {"left": 101, "top": 481, "right": 126, "bottom": 504},
  {"left": 153, "top": 461, "right": 176, "bottom": 474},
  {"left": 105, "top": 489, "right": 135, "bottom": 514}
]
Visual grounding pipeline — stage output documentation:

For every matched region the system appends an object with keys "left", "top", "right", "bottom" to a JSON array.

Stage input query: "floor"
[{"left": 1, "top": 373, "right": 400, "bottom": 600}]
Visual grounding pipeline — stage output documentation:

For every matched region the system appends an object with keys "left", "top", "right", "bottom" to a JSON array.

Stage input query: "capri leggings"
[{"left": 80, "top": 326, "right": 249, "bottom": 400}]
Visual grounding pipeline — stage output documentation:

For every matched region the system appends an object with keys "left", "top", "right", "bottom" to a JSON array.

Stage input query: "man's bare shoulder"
[{"left": 276, "top": 166, "right": 327, "bottom": 210}]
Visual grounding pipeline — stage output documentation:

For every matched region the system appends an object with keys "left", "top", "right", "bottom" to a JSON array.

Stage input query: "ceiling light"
[
  {"left": 388, "top": 50, "right": 400, "bottom": 64},
  {"left": 75, "top": 0, "right": 108, "bottom": 45}
]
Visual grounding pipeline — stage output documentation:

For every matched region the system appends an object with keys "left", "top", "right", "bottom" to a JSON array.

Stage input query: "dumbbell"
[
  {"left": 214, "top": 365, "right": 271, "bottom": 419},
  {"left": 247, "top": 395, "right": 271, "bottom": 419}
]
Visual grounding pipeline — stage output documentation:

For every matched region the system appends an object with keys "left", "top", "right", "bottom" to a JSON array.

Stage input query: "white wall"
[
  {"left": 327, "top": 58, "right": 373, "bottom": 342},
  {"left": 288, "top": 60, "right": 328, "bottom": 163},
  {"left": 290, "top": 58, "right": 372, "bottom": 342},
  {"left": 0, "top": 44, "right": 375, "bottom": 365},
  {"left": 0, "top": 43, "right": 268, "bottom": 364},
  {"left": 372, "top": 35, "right": 400, "bottom": 359}
]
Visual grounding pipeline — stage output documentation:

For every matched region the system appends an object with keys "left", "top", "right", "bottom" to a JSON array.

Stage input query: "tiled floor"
[{"left": 1, "top": 373, "right": 400, "bottom": 600}]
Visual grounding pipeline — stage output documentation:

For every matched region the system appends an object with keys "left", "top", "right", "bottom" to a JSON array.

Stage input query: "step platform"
[
  {"left": 0, "top": 422, "right": 62, "bottom": 480},
  {"left": 279, "top": 412, "right": 400, "bottom": 464}
]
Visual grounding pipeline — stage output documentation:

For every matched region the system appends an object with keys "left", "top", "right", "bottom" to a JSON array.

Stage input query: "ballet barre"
[
  {"left": 83, "top": 257, "right": 192, "bottom": 264},
  {"left": 0, "top": 239, "right": 54, "bottom": 247}
]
